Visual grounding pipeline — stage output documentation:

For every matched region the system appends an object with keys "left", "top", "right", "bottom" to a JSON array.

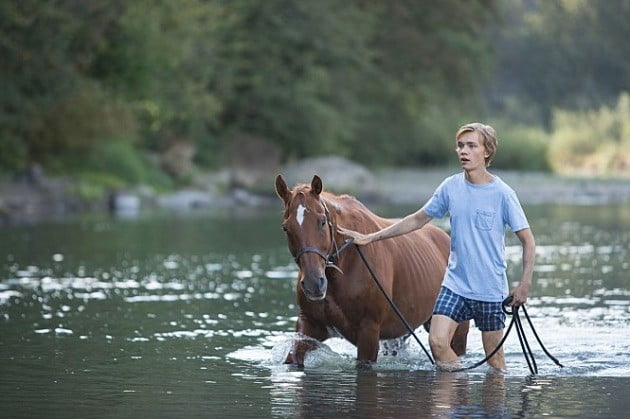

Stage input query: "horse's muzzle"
[{"left": 301, "top": 275, "right": 327, "bottom": 302}]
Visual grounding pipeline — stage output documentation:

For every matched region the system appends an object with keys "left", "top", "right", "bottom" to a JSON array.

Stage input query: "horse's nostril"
[{"left": 319, "top": 277, "right": 325, "bottom": 287}]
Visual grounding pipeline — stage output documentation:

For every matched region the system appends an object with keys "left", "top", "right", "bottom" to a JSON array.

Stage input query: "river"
[{"left": 1, "top": 203, "right": 628, "bottom": 417}]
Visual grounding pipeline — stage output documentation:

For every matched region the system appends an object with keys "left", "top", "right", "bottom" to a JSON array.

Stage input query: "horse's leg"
[
  {"left": 285, "top": 338, "right": 320, "bottom": 367},
  {"left": 285, "top": 315, "right": 327, "bottom": 367},
  {"left": 450, "top": 320, "right": 470, "bottom": 356},
  {"left": 356, "top": 320, "right": 380, "bottom": 365}
]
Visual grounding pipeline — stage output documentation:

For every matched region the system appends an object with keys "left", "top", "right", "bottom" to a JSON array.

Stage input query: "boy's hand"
[
  {"left": 337, "top": 226, "right": 372, "bottom": 246},
  {"left": 509, "top": 282, "right": 530, "bottom": 307}
]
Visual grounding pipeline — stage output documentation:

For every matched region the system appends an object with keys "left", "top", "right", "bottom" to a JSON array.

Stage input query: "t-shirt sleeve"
[
  {"left": 421, "top": 178, "right": 450, "bottom": 218},
  {"left": 503, "top": 191, "right": 529, "bottom": 232}
]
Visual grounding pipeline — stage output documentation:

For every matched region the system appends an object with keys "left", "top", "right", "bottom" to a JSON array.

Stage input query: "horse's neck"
[{"left": 323, "top": 195, "right": 381, "bottom": 235}]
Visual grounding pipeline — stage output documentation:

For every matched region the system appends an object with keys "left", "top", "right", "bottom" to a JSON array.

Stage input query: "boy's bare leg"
[
  {"left": 429, "top": 314, "right": 461, "bottom": 370},
  {"left": 482, "top": 329, "right": 506, "bottom": 370}
]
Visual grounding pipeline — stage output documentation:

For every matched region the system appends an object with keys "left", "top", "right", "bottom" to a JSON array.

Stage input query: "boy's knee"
[{"left": 429, "top": 333, "right": 450, "bottom": 355}]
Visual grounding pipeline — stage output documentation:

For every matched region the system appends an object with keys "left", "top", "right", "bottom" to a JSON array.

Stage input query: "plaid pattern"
[{"left": 433, "top": 286, "right": 506, "bottom": 332}]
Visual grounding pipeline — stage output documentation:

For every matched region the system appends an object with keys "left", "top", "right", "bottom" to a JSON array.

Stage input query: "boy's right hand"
[{"left": 337, "top": 226, "right": 373, "bottom": 246}]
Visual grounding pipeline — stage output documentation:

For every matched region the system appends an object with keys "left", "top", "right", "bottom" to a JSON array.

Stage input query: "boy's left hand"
[{"left": 509, "top": 283, "right": 530, "bottom": 307}]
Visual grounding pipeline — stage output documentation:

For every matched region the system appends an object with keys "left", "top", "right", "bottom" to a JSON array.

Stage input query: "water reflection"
[
  {"left": 267, "top": 366, "right": 620, "bottom": 418},
  {"left": 268, "top": 368, "right": 515, "bottom": 418}
]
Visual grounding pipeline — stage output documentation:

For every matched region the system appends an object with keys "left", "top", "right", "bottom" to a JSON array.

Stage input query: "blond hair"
[{"left": 455, "top": 122, "right": 498, "bottom": 167}]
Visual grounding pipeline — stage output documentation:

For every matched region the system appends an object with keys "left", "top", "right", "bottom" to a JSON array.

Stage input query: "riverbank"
[
  {"left": 1, "top": 160, "right": 629, "bottom": 225},
  {"left": 372, "top": 168, "right": 630, "bottom": 206}
]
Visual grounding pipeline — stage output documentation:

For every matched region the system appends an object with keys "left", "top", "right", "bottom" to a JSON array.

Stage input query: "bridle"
[{"left": 291, "top": 200, "right": 352, "bottom": 273}]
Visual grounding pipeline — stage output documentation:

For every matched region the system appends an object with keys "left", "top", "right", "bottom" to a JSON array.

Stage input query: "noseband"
[{"left": 292, "top": 200, "right": 349, "bottom": 272}]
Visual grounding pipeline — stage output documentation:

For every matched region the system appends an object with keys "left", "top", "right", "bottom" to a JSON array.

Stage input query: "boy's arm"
[
  {"left": 338, "top": 209, "right": 433, "bottom": 246},
  {"left": 510, "top": 228, "right": 536, "bottom": 306}
]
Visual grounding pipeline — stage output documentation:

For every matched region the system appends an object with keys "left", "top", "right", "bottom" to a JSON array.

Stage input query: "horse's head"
[{"left": 275, "top": 174, "right": 337, "bottom": 302}]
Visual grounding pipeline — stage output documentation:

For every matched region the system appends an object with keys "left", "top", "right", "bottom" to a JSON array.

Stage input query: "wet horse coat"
[{"left": 275, "top": 175, "right": 468, "bottom": 366}]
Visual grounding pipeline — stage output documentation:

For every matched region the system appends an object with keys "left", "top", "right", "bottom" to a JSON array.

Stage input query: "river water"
[{"left": 1, "top": 203, "right": 628, "bottom": 417}]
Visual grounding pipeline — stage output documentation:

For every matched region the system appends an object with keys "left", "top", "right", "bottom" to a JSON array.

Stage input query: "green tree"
[{"left": 487, "top": 0, "right": 630, "bottom": 126}]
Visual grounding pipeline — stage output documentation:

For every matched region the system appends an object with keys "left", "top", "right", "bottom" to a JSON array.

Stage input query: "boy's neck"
[{"left": 464, "top": 167, "right": 494, "bottom": 185}]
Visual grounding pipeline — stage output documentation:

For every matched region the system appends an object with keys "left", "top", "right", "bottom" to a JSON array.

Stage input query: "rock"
[
  {"left": 156, "top": 189, "right": 214, "bottom": 211},
  {"left": 161, "top": 141, "right": 196, "bottom": 179},
  {"left": 226, "top": 133, "right": 281, "bottom": 190},
  {"left": 108, "top": 192, "right": 141, "bottom": 217},
  {"left": 13, "top": 164, "right": 45, "bottom": 186},
  {"left": 230, "top": 188, "right": 275, "bottom": 207},
  {"left": 281, "top": 156, "right": 377, "bottom": 196}
]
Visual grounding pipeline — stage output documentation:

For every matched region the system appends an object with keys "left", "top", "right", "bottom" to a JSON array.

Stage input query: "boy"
[{"left": 338, "top": 123, "right": 536, "bottom": 370}]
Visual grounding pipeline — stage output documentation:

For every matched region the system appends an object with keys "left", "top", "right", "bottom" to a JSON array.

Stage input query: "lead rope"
[
  {"left": 509, "top": 301, "right": 565, "bottom": 373},
  {"left": 449, "top": 298, "right": 563, "bottom": 374},
  {"left": 354, "top": 244, "right": 435, "bottom": 364},
  {"left": 353, "top": 243, "right": 564, "bottom": 374}
]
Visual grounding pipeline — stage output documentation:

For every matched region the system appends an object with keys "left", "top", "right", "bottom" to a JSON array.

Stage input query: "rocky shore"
[{"left": 1, "top": 157, "right": 629, "bottom": 225}]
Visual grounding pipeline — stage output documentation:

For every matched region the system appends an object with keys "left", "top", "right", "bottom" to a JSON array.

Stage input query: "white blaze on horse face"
[{"left": 296, "top": 204, "right": 307, "bottom": 227}]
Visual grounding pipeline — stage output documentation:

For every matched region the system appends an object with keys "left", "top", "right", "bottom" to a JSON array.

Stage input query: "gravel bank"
[
  {"left": 1, "top": 164, "right": 628, "bottom": 225},
  {"left": 371, "top": 168, "right": 630, "bottom": 206}
]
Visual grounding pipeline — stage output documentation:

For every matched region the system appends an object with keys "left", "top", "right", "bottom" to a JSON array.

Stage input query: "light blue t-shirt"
[{"left": 421, "top": 172, "right": 529, "bottom": 302}]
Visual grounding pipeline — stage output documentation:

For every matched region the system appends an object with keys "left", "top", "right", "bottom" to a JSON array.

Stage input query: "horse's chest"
[{"left": 315, "top": 298, "right": 354, "bottom": 333}]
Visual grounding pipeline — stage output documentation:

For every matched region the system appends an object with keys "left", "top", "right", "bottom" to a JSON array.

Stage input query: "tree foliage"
[
  {"left": 1, "top": 0, "right": 628, "bottom": 179},
  {"left": 487, "top": 0, "right": 630, "bottom": 126}
]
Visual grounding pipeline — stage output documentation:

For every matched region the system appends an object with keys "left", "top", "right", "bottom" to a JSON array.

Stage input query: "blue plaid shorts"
[{"left": 433, "top": 286, "right": 506, "bottom": 331}]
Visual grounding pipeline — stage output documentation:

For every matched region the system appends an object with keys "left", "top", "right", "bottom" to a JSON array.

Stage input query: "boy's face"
[{"left": 456, "top": 131, "right": 488, "bottom": 171}]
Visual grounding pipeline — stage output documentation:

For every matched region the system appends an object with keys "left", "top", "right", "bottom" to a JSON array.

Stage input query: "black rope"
[
  {"left": 521, "top": 305, "right": 564, "bottom": 369},
  {"left": 451, "top": 297, "right": 564, "bottom": 374},
  {"left": 450, "top": 310, "right": 516, "bottom": 372},
  {"left": 514, "top": 307, "right": 538, "bottom": 374},
  {"left": 354, "top": 245, "right": 435, "bottom": 364},
  {"left": 353, "top": 243, "right": 564, "bottom": 374}
]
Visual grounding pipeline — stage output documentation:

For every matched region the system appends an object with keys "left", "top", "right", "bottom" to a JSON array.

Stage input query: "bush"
[
  {"left": 73, "top": 172, "right": 126, "bottom": 202},
  {"left": 548, "top": 92, "right": 630, "bottom": 176},
  {"left": 70, "top": 140, "right": 174, "bottom": 201},
  {"left": 84, "top": 139, "right": 172, "bottom": 189},
  {"left": 489, "top": 122, "right": 551, "bottom": 171},
  {"left": 0, "top": 133, "right": 28, "bottom": 173},
  {"left": 87, "top": 140, "right": 145, "bottom": 185},
  {"left": 27, "top": 85, "right": 138, "bottom": 167}
]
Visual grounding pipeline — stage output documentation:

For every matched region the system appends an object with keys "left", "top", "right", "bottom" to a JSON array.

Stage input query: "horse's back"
[{"left": 365, "top": 217, "right": 450, "bottom": 338}]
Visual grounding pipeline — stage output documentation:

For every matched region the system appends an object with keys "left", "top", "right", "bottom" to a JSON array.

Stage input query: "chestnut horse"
[{"left": 275, "top": 174, "right": 469, "bottom": 366}]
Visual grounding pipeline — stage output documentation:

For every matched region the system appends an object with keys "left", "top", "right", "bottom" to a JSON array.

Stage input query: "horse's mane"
[
  {"left": 290, "top": 183, "right": 364, "bottom": 209},
  {"left": 321, "top": 191, "right": 370, "bottom": 214},
  {"left": 321, "top": 190, "right": 388, "bottom": 233},
  {"left": 289, "top": 184, "right": 382, "bottom": 228}
]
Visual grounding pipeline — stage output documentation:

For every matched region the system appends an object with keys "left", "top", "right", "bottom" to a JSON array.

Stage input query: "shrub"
[
  {"left": 548, "top": 92, "right": 630, "bottom": 176},
  {"left": 0, "top": 133, "right": 28, "bottom": 174},
  {"left": 87, "top": 139, "right": 145, "bottom": 185},
  {"left": 489, "top": 122, "right": 551, "bottom": 171},
  {"left": 27, "top": 85, "right": 138, "bottom": 166}
]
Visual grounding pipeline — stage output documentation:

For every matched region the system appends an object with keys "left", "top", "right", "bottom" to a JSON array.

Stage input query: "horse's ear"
[
  {"left": 311, "top": 175, "right": 323, "bottom": 196},
  {"left": 275, "top": 174, "right": 291, "bottom": 205}
]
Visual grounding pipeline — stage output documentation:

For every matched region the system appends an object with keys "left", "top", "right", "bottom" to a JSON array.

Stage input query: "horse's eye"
[{"left": 319, "top": 218, "right": 327, "bottom": 229}]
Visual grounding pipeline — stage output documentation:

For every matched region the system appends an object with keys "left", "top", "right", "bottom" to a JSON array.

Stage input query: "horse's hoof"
[
  {"left": 284, "top": 358, "right": 305, "bottom": 369},
  {"left": 356, "top": 360, "right": 374, "bottom": 370}
]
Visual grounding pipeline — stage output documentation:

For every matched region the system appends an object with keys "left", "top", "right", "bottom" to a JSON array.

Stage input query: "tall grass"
[
  {"left": 488, "top": 121, "right": 550, "bottom": 171},
  {"left": 548, "top": 93, "right": 630, "bottom": 177}
]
